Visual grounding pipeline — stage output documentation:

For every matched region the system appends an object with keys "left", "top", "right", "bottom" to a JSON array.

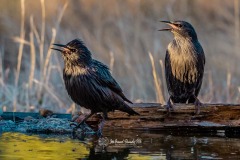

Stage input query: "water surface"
[{"left": 0, "top": 131, "right": 239, "bottom": 160}]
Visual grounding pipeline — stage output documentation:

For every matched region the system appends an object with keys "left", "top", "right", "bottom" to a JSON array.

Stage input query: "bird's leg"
[
  {"left": 193, "top": 96, "right": 203, "bottom": 114},
  {"left": 97, "top": 113, "right": 106, "bottom": 137},
  {"left": 103, "top": 111, "right": 109, "bottom": 120},
  {"left": 166, "top": 97, "right": 174, "bottom": 113},
  {"left": 71, "top": 112, "right": 95, "bottom": 129},
  {"left": 76, "top": 112, "right": 94, "bottom": 128}
]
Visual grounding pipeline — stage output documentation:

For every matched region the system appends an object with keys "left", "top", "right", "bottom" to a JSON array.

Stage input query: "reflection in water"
[{"left": 0, "top": 131, "right": 240, "bottom": 159}]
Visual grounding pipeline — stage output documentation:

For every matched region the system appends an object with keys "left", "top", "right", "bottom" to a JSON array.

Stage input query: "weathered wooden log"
[{"left": 97, "top": 103, "right": 240, "bottom": 135}]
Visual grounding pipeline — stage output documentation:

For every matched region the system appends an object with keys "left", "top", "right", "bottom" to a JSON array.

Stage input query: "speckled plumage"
[
  {"left": 166, "top": 36, "right": 205, "bottom": 103},
  {"left": 52, "top": 39, "right": 139, "bottom": 120},
  {"left": 160, "top": 21, "right": 205, "bottom": 112}
]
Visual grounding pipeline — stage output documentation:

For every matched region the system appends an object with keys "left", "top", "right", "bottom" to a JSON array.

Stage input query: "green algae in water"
[{"left": 0, "top": 132, "right": 90, "bottom": 160}]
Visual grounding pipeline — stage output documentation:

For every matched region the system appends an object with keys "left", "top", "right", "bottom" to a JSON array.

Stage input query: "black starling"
[
  {"left": 51, "top": 39, "right": 139, "bottom": 128},
  {"left": 159, "top": 21, "right": 205, "bottom": 114}
]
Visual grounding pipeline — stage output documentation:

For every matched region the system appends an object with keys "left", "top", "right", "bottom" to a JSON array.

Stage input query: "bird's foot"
[
  {"left": 71, "top": 122, "right": 95, "bottom": 139},
  {"left": 96, "top": 122, "right": 104, "bottom": 137},
  {"left": 71, "top": 121, "right": 96, "bottom": 137},
  {"left": 70, "top": 113, "right": 86, "bottom": 129},
  {"left": 69, "top": 122, "right": 78, "bottom": 128},
  {"left": 71, "top": 112, "right": 95, "bottom": 131},
  {"left": 70, "top": 121, "right": 85, "bottom": 134},
  {"left": 96, "top": 113, "right": 106, "bottom": 137},
  {"left": 166, "top": 98, "right": 175, "bottom": 114},
  {"left": 70, "top": 121, "right": 83, "bottom": 138},
  {"left": 194, "top": 98, "right": 203, "bottom": 115}
]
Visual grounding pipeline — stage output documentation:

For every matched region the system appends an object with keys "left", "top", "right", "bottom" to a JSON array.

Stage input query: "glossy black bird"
[
  {"left": 159, "top": 21, "right": 205, "bottom": 114},
  {"left": 51, "top": 39, "right": 139, "bottom": 128}
]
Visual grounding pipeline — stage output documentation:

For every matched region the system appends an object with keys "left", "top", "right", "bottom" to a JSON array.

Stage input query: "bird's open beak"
[
  {"left": 51, "top": 44, "right": 67, "bottom": 52},
  {"left": 158, "top": 21, "right": 177, "bottom": 31}
]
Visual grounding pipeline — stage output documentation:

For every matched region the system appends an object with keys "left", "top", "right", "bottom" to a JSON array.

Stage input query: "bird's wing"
[
  {"left": 165, "top": 50, "right": 173, "bottom": 95},
  {"left": 194, "top": 46, "right": 205, "bottom": 96},
  {"left": 91, "top": 60, "right": 133, "bottom": 104}
]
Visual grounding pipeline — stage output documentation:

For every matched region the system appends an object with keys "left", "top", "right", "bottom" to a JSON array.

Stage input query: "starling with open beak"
[{"left": 159, "top": 21, "right": 205, "bottom": 114}]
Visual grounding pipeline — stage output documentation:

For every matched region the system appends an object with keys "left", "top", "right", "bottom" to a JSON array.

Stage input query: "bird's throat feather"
[{"left": 64, "top": 62, "right": 88, "bottom": 76}]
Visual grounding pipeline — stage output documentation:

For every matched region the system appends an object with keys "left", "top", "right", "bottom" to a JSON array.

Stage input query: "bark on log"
[{"left": 97, "top": 103, "right": 240, "bottom": 135}]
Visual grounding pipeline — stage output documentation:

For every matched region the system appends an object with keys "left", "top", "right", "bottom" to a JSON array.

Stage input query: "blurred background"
[{"left": 0, "top": 0, "right": 239, "bottom": 112}]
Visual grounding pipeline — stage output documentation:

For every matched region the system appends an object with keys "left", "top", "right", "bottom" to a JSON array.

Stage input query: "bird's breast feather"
[{"left": 64, "top": 66, "right": 88, "bottom": 76}]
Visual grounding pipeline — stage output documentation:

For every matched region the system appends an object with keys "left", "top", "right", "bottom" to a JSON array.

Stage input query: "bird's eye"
[
  {"left": 177, "top": 24, "right": 183, "bottom": 28},
  {"left": 70, "top": 49, "right": 77, "bottom": 52}
]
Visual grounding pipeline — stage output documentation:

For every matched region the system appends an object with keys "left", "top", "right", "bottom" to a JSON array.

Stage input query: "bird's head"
[
  {"left": 159, "top": 21, "right": 198, "bottom": 41},
  {"left": 51, "top": 39, "right": 92, "bottom": 65}
]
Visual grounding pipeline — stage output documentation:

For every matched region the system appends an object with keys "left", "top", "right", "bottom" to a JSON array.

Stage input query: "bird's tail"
[{"left": 119, "top": 103, "right": 140, "bottom": 116}]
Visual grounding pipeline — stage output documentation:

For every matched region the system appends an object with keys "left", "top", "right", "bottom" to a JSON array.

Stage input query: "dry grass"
[
  {"left": 148, "top": 52, "right": 165, "bottom": 104},
  {"left": 0, "top": 0, "right": 239, "bottom": 112}
]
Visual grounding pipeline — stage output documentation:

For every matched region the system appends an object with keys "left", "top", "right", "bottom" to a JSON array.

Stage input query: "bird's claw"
[
  {"left": 194, "top": 98, "right": 203, "bottom": 115},
  {"left": 70, "top": 122, "right": 78, "bottom": 128},
  {"left": 166, "top": 98, "right": 175, "bottom": 114},
  {"left": 70, "top": 121, "right": 85, "bottom": 132}
]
